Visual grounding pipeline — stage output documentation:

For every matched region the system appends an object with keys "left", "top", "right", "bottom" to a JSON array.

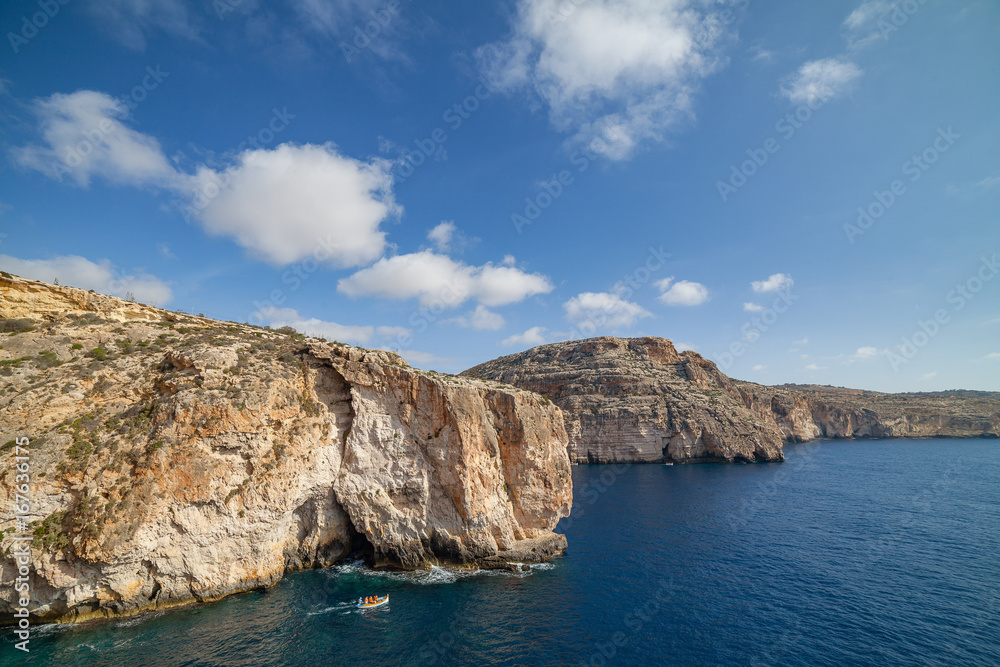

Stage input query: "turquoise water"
[{"left": 5, "top": 438, "right": 1000, "bottom": 665}]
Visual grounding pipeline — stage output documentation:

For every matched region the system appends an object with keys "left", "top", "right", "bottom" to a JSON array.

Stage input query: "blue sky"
[{"left": 0, "top": 0, "right": 997, "bottom": 391}]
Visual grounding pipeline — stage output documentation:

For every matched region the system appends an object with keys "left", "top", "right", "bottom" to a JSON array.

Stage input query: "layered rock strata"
[
  {"left": 0, "top": 274, "right": 571, "bottom": 622},
  {"left": 462, "top": 337, "right": 999, "bottom": 463}
]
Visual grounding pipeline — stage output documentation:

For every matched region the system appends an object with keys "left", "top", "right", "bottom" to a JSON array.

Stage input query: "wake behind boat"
[{"left": 356, "top": 595, "right": 389, "bottom": 609}]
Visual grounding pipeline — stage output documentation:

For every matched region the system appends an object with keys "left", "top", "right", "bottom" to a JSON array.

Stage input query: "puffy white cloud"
[
  {"left": 674, "top": 341, "right": 697, "bottom": 352},
  {"left": 804, "top": 363, "right": 826, "bottom": 371},
  {"left": 751, "top": 273, "right": 794, "bottom": 293},
  {"left": 656, "top": 277, "right": 709, "bottom": 306},
  {"left": 854, "top": 346, "right": 880, "bottom": 360},
  {"left": 0, "top": 254, "right": 172, "bottom": 305},
  {"left": 478, "top": 0, "right": 733, "bottom": 160},
  {"left": 782, "top": 58, "right": 862, "bottom": 106},
  {"left": 338, "top": 251, "right": 553, "bottom": 307},
  {"left": 13, "top": 90, "right": 182, "bottom": 188},
  {"left": 743, "top": 302, "right": 764, "bottom": 312},
  {"left": 448, "top": 305, "right": 506, "bottom": 331},
  {"left": 563, "top": 291, "right": 652, "bottom": 328},
  {"left": 752, "top": 364, "right": 766, "bottom": 371},
  {"left": 15, "top": 91, "right": 401, "bottom": 270},
  {"left": 188, "top": 144, "right": 398, "bottom": 267},
  {"left": 502, "top": 326, "right": 548, "bottom": 348},
  {"left": 427, "top": 221, "right": 456, "bottom": 252},
  {"left": 258, "top": 306, "right": 410, "bottom": 346}
]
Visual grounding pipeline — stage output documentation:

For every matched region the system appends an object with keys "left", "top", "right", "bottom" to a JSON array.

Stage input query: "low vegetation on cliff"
[{"left": 0, "top": 274, "right": 571, "bottom": 623}]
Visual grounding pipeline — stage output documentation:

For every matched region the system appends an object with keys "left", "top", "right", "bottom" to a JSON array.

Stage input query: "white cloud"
[
  {"left": 293, "top": 0, "right": 408, "bottom": 61},
  {"left": 921, "top": 371, "right": 938, "bottom": 380},
  {"left": 804, "top": 363, "right": 826, "bottom": 371},
  {"left": 674, "top": 341, "right": 697, "bottom": 352},
  {"left": 564, "top": 291, "right": 652, "bottom": 328},
  {"left": 984, "top": 353, "right": 1000, "bottom": 361},
  {"left": 338, "top": 251, "right": 553, "bottom": 308},
  {"left": 0, "top": 254, "right": 172, "bottom": 305},
  {"left": 427, "top": 221, "right": 456, "bottom": 252},
  {"left": 743, "top": 302, "right": 764, "bottom": 312},
  {"left": 751, "top": 273, "right": 794, "bottom": 293},
  {"left": 752, "top": 364, "right": 766, "bottom": 371},
  {"left": 477, "top": 0, "right": 734, "bottom": 160},
  {"left": 15, "top": 91, "right": 400, "bottom": 270},
  {"left": 13, "top": 90, "right": 182, "bottom": 188},
  {"left": 157, "top": 242, "right": 177, "bottom": 260},
  {"left": 781, "top": 58, "right": 862, "bottom": 106},
  {"left": 656, "top": 277, "right": 709, "bottom": 306},
  {"left": 976, "top": 175, "right": 1000, "bottom": 190},
  {"left": 391, "top": 349, "right": 456, "bottom": 367},
  {"left": 792, "top": 338, "right": 809, "bottom": 346},
  {"left": 87, "top": 0, "right": 199, "bottom": 50},
  {"left": 843, "top": 0, "right": 894, "bottom": 31},
  {"left": 448, "top": 305, "right": 506, "bottom": 331},
  {"left": 502, "top": 326, "right": 548, "bottom": 348},
  {"left": 854, "top": 346, "right": 880, "bottom": 360},
  {"left": 189, "top": 144, "right": 398, "bottom": 267},
  {"left": 258, "top": 306, "right": 409, "bottom": 346}
]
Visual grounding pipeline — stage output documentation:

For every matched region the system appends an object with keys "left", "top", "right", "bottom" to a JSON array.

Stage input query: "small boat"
[{"left": 356, "top": 595, "right": 389, "bottom": 609}]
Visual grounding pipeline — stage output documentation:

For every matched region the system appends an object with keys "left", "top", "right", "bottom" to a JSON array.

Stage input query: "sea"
[{"left": 6, "top": 438, "right": 999, "bottom": 666}]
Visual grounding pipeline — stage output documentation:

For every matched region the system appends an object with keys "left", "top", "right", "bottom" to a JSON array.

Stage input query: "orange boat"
[{"left": 356, "top": 595, "right": 389, "bottom": 609}]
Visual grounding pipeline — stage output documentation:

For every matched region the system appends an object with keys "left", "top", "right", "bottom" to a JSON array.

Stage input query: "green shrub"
[
  {"left": 36, "top": 351, "right": 62, "bottom": 369},
  {"left": 0, "top": 318, "right": 35, "bottom": 334},
  {"left": 33, "top": 511, "right": 69, "bottom": 551},
  {"left": 88, "top": 347, "right": 108, "bottom": 361},
  {"left": 71, "top": 343, "right": 83, "bottom": 350}
]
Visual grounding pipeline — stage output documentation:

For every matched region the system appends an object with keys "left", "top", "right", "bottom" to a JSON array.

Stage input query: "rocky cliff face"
[
  {"left": 738, "top": 383, "right": 1000, "bottom": 441},
  {"left": 462, "top": 337, "right": 1000, "bottom": 463},
  {"left": 0, "top": 274, "right": 571, "bottom": 623},
  {"left": 462, "top": 337, "right": 786, "bottom": 464}
]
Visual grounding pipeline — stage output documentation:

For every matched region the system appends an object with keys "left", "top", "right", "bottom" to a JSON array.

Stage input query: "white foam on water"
[{"left": 321, "top": 558, "right": 559, "bottom": 586}]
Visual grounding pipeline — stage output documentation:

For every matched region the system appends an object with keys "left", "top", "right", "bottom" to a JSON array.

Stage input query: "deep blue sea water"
[{"left": 5, "top": 438, "right": 999, "bottom": 666}]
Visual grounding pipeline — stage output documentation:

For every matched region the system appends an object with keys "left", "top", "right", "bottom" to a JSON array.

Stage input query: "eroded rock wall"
[{"left": 0, "top": 274, "right": 571, "bottom": 623}]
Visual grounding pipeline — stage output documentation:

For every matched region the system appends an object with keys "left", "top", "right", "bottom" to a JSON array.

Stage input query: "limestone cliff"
[
  {"left": 462, "top": 337, "right": 999, "bottom": 463},
  {"left": 738, "top": 383, "right": 1000, "bottom": 441},
  {"left": 0, "top": 274, "right": 571, "bottom": 622},
  {"left": 462, "top": 337, "right": 786, "bottom": 463}
]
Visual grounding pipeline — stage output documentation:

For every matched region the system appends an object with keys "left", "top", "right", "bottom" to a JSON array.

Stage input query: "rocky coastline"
[
  {"left": 0, "top": 274, "right": 571, "bottom": 623},
  {"left": 462, "top": 337, "right": 999, "bottom": 464}
]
